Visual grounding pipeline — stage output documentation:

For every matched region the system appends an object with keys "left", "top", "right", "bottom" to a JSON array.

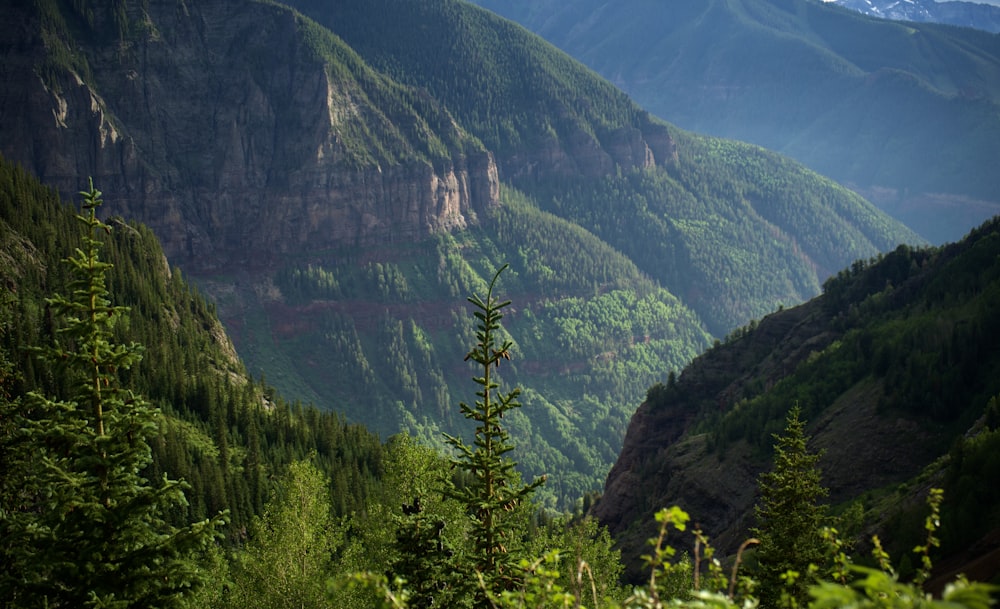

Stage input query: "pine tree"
[
  {"left": 750, "top": 405, "right": 828, "bottom": 609},
  {"left": 390, "top": 495, "right": 462, "bottom": 609},
  {"left": 0, "top": 288, "right": 27, "bottom": 543},
  {"left": 382, "top": 434, "right": 467, "bottom": 609},
  {"left": 0, "top": 180, "right": 224, "bottom": 608},
  {"left": 442, "top": 264, "right": 545, "bottom": 606}
]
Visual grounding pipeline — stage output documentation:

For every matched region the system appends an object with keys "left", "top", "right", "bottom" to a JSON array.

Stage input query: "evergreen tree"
[
  {"left": 750, "top": 405, "right": 828, "bottom": 608},
  {"left": 0, "top": 181, "right": 224, "bottom": 608},
  {"left": 0, "top": 288, "right": 26, "bottom": 546},
  {"left": 390, "top": 495, "right": 462, "bottom": 609},
  {"left": 382, "top": 434, "right": 467, "bottom": 609},
  {"left": 442, "top": 264, "right": 545, "bottom": 606}
]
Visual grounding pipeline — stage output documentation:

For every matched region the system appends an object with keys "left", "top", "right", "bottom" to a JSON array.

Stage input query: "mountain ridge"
[
  {"left": 827, "top": 0, "right": 1000, "bottom": 32},
  {"left": 1, "top": 0, "right": 500, "bottom": 271},
  {"left": 594, "top": 218, "right": 1000, "bottom": 579},
  {"left": 469, "top": 0, "right": 1000, "bottom": 243},
  {"left": 0, "top": 0, "right": 922, "bottom": 506}
]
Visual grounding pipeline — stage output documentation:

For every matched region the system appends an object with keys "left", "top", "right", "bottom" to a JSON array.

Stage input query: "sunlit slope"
[{"left": 471, "top": 0, "right": 1000, "bottom": 242}]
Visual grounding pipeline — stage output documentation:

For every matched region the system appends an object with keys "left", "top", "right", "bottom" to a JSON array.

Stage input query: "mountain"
[
  {"left": 0, "top": 0, "right": 920, "bottom": 506},
  {"left": 0, "top": 155, "right": 386, "bottom": 538},
  {"left": 1, "top": 0, "right": 499, "bottom": 269},
  {"left": 594, "top": 217, "right": 1000, "bottom": 581},
  {"left": 826, "top": 0, "right": 1000, "bottom": 33},
  {"left": 469, "top": 0, "right": 1000, "bottom": 244}
]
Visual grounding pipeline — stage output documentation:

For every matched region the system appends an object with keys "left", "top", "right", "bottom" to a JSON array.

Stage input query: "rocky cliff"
[
  {"left": 592, "top": 299, "right": 840, "bottom": 568},
  {"left": 0, "top": 0, "right": 499, "bottom": 272},
  {"left": 284, "top": 0, "right": 679, "bottom": 188}
]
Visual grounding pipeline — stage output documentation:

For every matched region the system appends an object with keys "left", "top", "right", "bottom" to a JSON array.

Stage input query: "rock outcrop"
[{"left": 0, "top": 0, "right": 499, "bottom": 272}]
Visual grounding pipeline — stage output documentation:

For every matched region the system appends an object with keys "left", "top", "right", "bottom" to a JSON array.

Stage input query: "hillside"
[
  {"left": 594, "top": 217, "right": 1000, "bottom": 581},
  {"left": 0, "top": 156, "right": 386, "bottom": 540},
  {"left": 0, "top": 0, "right": 920, "bottom": 506},
  {"left": 470, "top": 0, "right": 1000, "bottom": 244}
]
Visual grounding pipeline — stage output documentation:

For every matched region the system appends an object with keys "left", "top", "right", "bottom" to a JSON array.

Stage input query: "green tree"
[
  {"left": 442, "top": 264, "right": 545, "bottom": 606},
  {"left": 380, "top": 435, "right": 468, "bottom": 609},
  {"left": 0, "top": 287, "right": 26, "bottom": 541},
  {"left": 225, "top": 458, "right": 341, "bottom": 609},
  {"left": 751, "top": 405, "right": 829, "bottom": 608},
  {"left": 0, "top": 180, "right": 224, "bottom": 608}
]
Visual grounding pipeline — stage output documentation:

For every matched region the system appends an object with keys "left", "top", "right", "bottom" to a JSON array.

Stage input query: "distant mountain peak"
[{"left": 827, "top": 0, "right": 1000, "bottom": 31}]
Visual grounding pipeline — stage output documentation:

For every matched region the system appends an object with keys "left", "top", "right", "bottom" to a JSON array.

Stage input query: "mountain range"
[
  {"left": 826, "top": 0, "right": 1000, "bottom": 32},
  {"left": 469, "top": 0, "right": 1000, "bottom": 244},
  {"left": 0, "top": 0, "right": 922, "bottom": 505},
  {"left": 2, "top": 0, "right": 999, "bottom": 584}
]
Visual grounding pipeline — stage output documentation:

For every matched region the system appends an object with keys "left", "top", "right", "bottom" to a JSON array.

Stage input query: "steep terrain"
[
  {"left": 595, "top": 218, "right": 1000, "bottom": 580},
  {"left": 470, "top": 0, "right": 1000, "bottom": 243},
  {"left": 0, "top": 0, "right": 498, "bottom": 270},
  {"left": 0, "top": 156, "right": 386, "bottom": 538},
  {"left": 274, "top": 0, "right": 923, "bottom": 331},
  {"left": 0, "top": 0, "right": 920, "bottom": 506}
]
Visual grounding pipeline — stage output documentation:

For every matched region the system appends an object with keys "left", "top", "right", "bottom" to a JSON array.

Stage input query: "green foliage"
[
  {"left": 223, "top": 458, "right": 341, "bottom": 609},
  {"left": 532, "top": 516, "right": 627, "bottom": 605},
  {"left": 537, "top": 147, "right": 914, "bottom": 335},
  {"left": 390, "top": 495, "right": 467, "bottom": 609},
  {"left": 443, "top": 264, "right": 546, "bottom": 603},
  {"left": 708, "top": 218, "right": 1000, "bottom": 461},
  {"left": 360, "top": 279, "right": 624, "bottom": 609},
  {"left": 939, "top": 403, "right": 1000, "bottom": 550},
  {"left": 280, "top": 0, "right": 918, "bottom": 335},
  {"left": 472, "top": 0, "right": 1000, "bottom": 235},
  {"left": 22, "top": 0, "right": 918, "bottom": 518},
  {"left": 0, "top": 156, "right": 388, "bottom": 543},
  {"left": 0, "top": 181, "right": 224, "bottom": 608},
  {"left": 362, "top": 494, "right": 998, "bottom": 609},
  {"left": 750, "top": 406, "right": 829, "bottom": 609},
  {"left": 288, "top": 0, "right": 643, "bottom": 161},
  {"left": 262, "top": 192, "right": 711, "bottom": 509}
]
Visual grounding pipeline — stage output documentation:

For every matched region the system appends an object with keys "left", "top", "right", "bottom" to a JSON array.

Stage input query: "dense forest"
[
  {"left": 1, "top": 161, "right": 997, "bottom": 608},
  {"left": 0, "top": 0, "right": 925, "bottom": 511},
  {"left": 2, "top": 0, "right": 998, "bottom": 605},
  {"left": 598, "top": 215, "right": 1000, "bottom": 584},
  {"left": 469, "top": 0, "right": 1000, "bottom": 243},
  {"left": 0, "top": 158, "right": 384, "bottom": 541}
]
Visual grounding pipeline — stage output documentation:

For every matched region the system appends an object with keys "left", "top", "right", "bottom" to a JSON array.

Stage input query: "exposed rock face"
[
  {"left": 504, "top": 120, "right": 676, "bottom": 181},
  {"left": 0, "top": 0, "right": 499, "bottom": 272}
]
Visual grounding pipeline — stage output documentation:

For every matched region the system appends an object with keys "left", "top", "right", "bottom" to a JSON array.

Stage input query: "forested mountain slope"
[
  {"left": 0, "top": 156, "right": 385, "bottom": 540},
  {"left": 1, "top": 0, "right": 919, "bottom": 505},
  {"left": 470, "top": 0, "right": 1000, "bottom": 243},
  {"left": 595, "top": 217, "right": 1000, "bottom": 581}
]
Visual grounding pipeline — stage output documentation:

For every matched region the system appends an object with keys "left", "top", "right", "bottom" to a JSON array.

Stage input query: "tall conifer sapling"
[
  {"left": 750, "top": 405, "right": 828, "bottom": 609},
  {"left": 443, "top": 264, "right": 545, "bottom": 605},
  {"left": 0, "top": 180, "right": 224, "bottom": 608}
]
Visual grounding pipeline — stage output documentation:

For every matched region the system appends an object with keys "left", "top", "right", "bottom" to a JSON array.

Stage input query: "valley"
[
  {"left": 1, "top": 0, "right": 998, "bottom": 604},
  {"left": 470, "top": 0, "right": 1000, "bottom": 243}
]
